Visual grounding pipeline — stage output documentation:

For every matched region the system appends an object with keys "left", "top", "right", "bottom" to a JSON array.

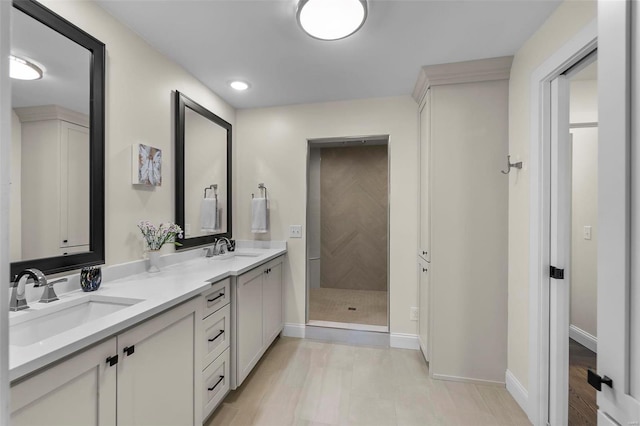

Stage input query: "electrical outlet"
[
  {"left": 410, "top": 307, "right": 419, "bottom": 321},
  {"left": 583, "top": 225, "right": 592, "bottom": 240},
  {"left": 289, "top": 225, "right": 302, "bottom": 238}
]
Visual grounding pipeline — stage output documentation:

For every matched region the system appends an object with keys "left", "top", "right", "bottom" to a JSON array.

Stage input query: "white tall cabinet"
[
  {"left": 413, "top": 57, "right": 511, "bottom": 384},
  {"left": 14, "top": 105, "right": 90, "bottom": 260}
]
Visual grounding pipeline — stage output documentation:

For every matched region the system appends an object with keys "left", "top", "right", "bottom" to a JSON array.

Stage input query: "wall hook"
[{"left": 501, "top": 155, "right": 523, "bottom": 175}]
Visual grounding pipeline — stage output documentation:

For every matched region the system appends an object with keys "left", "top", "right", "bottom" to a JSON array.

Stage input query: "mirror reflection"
[
  {"left": 184, "top": 106, "right": 228, "bottom": 238},
  {"left": 175, "top": 91, "right": 232, "bottom": 250},
  {"left": 10, "top": 6, "right": 91, "bottom": 262}
]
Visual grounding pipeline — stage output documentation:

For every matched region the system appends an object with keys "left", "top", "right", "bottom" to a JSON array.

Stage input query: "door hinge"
[
  {"left": 550, "top": 266, "right": 565, "bottom": 280},
  {"left": 587, "top": 369, "right": 613, "bottom": 391}
]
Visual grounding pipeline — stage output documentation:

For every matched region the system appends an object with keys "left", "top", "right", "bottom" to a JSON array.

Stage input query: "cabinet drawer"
[
  {"left": 203, "top": 304, "right": 230, "bottom": 369},
  {"left": 203, "top": 347, "right": 230, "bottom": 420},
  {"left": 202, "top": 278, "right": 230, "bottom": 319}
]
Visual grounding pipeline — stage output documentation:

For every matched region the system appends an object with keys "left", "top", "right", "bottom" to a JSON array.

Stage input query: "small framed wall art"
[{"left": 132, "top": 143, "right": 162, "bottom": 186}]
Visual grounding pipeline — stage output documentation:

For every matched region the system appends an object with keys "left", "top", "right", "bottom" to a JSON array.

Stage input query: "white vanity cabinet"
[
  {"left": 234, "top": 255, "right": 284, "bottom": 387},
  {"left": 10, "top": 297, "right": 201, "bottom": 426},
  {"left": 10, "top": 338, "right": 117, "bottom": 426},
  {"left": 201, "top": 278, "right": 231, "bottom": 420}
]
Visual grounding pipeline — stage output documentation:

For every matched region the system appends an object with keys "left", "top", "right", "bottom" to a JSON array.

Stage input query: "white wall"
[
  {"left": 236, "top": 96, "right": 418, "bottom": 334},
  {"left": 507, "top": 0, "right": 597, "bottom": 389},
  {"left": 37, "top": 0, "right": 235, "bottom": 266},
  {"left": 570, "top": 127, "right": 597, "bottom": 339},
  {"left": 9, "top": 110, "right": 20, "bottom": 261},
  {"left": 570, "top": 78, "right": 598, "bottom": 339}
]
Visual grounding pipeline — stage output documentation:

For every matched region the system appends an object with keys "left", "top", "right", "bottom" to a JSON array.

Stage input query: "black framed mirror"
[
  {"left": 175, "top": 91, "right": 232, "bottom": 250},
  {"left": 10, "top": 0, "right": 105, "bottom": 278}
]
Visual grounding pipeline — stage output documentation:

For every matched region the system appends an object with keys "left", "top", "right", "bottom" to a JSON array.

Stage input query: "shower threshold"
[{"left": 307, "top": 320, "right": 388, "bottom": 333}]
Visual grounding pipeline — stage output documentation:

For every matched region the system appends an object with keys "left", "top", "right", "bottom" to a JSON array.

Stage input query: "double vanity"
[{"left": 9, "top": 244, "right": 286, "bottom": 425}]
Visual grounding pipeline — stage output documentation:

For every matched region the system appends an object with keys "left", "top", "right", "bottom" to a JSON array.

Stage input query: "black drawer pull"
[
  {"left": 208, "top": 330, "right": 225, "bottom": 342},
  {"left": 123, "top": 345, "right": 135, "bottom": 356},
  {"left": 207, "top": 293, "right": 224, "bottom": 303},
  {"left": 208, "top": 375, "right": 224, "bottom": 391},
  {"left": 106, "top": 355, "right": 119, "bottom": 366}
]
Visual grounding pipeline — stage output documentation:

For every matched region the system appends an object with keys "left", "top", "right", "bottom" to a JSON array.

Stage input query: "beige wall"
[
  {"left": 37, "top": 0, "right": 235, "bottom": 266},
  {"left": 236, "top": 96, "right": 417, "bottom": 333},
  {"left": 507, "top": 0, "right": 597, "bottom": 389},
  {"left": 430, "top": 80, "right": 509, "bottom": 383}
]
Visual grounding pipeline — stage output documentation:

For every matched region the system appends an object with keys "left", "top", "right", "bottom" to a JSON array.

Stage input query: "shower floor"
[{"left": 308, "top": 288, "right": 387, "bottom": 327}]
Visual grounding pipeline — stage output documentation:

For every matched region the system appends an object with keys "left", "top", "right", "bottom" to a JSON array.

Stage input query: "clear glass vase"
[{"left": 147, "top": 250, "right": 161, "bottom": 273}]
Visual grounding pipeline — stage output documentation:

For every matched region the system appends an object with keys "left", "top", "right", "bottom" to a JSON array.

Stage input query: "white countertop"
[{"left": 9, "top": 246, "right": 286, "bottom": 382}]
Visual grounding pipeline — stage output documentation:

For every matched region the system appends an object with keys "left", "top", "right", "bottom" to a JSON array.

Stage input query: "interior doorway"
[
  {"left": 306, "top": 136, "right": 389, "bottom": 332},
  {"left": 566, "top": 56, "right": 598, "bottom": 425}
]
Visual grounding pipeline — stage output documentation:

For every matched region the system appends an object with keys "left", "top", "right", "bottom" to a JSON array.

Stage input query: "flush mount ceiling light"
[
  {"left": 297, "top": 0, "right": 367, "bottom": 41},
  {"left": 230, "top": 80, "right": 250, "bottom": 91},
  {"left": 9, "top": 55, "right": 43, "bottom": 80}
]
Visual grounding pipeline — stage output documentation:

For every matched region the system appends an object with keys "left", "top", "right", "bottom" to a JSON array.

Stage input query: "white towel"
[
  {"left": 201, "top": 198, "right": 220, "bottom": 232},
  {"left": 251, "top": 197, "right": 268, "bottom": 233}
]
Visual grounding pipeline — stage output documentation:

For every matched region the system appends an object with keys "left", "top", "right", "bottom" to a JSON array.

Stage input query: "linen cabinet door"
[
  {"left": 117, "top": 298, "right": 199, "bottom": 426},
  {"left": 418, "top": 90, "right": 431, "bottom": 262},
  {"left": 262, "top": 258, "right": 283, "bottom": 345},
  {"left": 418, "top": 258, "right": 430, "bottom": 362},
  {"left": 10, "top": 338, "right": 117, "bottom": 426},
  {"left": 236, "top": 267, "right": 264, "bottom": 386}
]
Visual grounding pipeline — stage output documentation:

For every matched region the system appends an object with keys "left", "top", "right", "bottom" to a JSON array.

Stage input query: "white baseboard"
[
  {"left": 389, "top": 333, "right": 420, "bottom": 350},
  {"left": 569, "top": 324, "right": 597, "bottom": 353},
  {"left": 282, "top": 323, "right": 306, "bottom": 338},
  {"left": 505, "top": 370, "right": 529, "bottom": 417}
]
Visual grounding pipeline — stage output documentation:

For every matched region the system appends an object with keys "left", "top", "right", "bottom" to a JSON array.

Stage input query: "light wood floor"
[
  {"left": 308, "top": 288, "right": 387, "bottom": 326},
  {"left": 205, "top": 337, "right": 530, "bottom": 426}
]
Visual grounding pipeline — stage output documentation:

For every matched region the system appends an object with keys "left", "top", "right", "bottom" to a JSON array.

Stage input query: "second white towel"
[
  {"left": 251, "top": 197, "right": 268, "bottom": 233},
  {"left": 201, "top": 198, "right": 220, "bottom": 232}
]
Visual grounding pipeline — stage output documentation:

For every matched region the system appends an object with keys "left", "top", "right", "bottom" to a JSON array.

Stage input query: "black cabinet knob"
[{"left": 123, "top": 345, "right": 135, "bottom": 356}]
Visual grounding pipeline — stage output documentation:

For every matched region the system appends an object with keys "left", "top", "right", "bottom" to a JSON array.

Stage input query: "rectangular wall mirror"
[
  {"left": 10, "top": 0, "right": 105, "bottom": 278},
  {"left": 175, "top": 91, "right": 232, "bottom": 249}
]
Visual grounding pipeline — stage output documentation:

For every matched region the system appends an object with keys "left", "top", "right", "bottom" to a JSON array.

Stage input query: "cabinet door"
[
  {"left": 418, "top": 91, "right": 431, "bottom": 261},
  {"left": 237, "top": 267, "right": 264, "bottom": 386},
  {"left": 59, "top": 121, "right": 90, "bottom": 248},
  {"left": 418, "top": 258, "right": 430, "bottom": 362},
  {"left": 117, "top": 298, "right": 199, "bottom": 426},
  {"left": 263, "top": 259, "right": 283, "bottom": 345},
  {"left": 11, "top": 338, "right": 117, "bottom": 426}
]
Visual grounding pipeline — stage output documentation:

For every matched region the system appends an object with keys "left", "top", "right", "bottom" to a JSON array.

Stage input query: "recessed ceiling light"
[
  {"left": 9, "top": 55, "right": 43, "bottom": 80},
  {"left": 230, "top": 81, "right": 250, "bottom": 91},
  {"left": 297, "top": 0, "right": 367, "bottom": 41}
]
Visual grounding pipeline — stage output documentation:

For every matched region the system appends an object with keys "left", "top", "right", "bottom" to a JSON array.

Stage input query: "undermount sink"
[
  {"left": 211, "top": 252, "right": 261, "bottom": 260},
  {"left": 10, "top": 294, "right": 143, "bottom": 347},
  {"left": 233, "top": 252, "right": 261, "bottom": 257}
]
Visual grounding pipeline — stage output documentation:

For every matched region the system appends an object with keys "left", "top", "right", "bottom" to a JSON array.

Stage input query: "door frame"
[
  {"left": 528, "top": 20, "right": 596, "bottom": 426},
  {"left": 304, "top": 135, "right": 391, "bottom": 331}
]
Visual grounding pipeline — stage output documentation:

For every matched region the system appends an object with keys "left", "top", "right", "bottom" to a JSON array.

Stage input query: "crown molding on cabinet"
[
  {"left": 412, "top": 56, "right": 514, "bottom": 103},
  {"left": 14, "top": 104, "right": 89, "bottom": 127}
]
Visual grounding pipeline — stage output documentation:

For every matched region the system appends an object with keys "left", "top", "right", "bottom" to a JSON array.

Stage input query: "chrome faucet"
[
  {"left": 10, "top": 269, "right": 68, "bottom": 311},
  {"left": 214, "top": 237, "right": 231, "bottom": 255}
]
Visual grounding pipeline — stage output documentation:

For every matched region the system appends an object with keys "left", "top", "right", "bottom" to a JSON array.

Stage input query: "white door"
[
  {"left": 549, "top": 75, "right": 571, "bottom": 426},
  {"left": 596, "top": 1, "right": 640, "bottom": 424}
]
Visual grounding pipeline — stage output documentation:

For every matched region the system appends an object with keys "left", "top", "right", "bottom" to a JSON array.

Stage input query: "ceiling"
[
  {"left": 97, "top": 0, "right": 562, "bottom": 110},
  {"left": 12, "top": 6, "right": 90, "bottom": 115}
]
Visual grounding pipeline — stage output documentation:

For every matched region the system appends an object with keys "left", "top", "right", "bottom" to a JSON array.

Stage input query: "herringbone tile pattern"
[
  {"left": 308, "top": 288, "right": 387, "bottom": 326},
  {"left": 320, "top": 146, "right": 388, "bottom": 291}
]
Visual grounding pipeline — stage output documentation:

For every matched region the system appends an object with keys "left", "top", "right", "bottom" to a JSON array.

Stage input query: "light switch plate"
[
  {"left": 410, "top": 307, "right": 419, "bottom": 321},
  {"left": 583, "top": 225, "right": 592, "bottom": 240},
  {"left": 289, "top": 225, "right": 302, "bottom": 238}
]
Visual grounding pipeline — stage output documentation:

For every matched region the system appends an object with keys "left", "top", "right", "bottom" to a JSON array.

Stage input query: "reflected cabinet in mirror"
[
  {"left": 10, "top": 0, "right": 105, "bottom": 278},
  {"left": 175, "top": 91, "right": 232, "bottom": 250}
]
